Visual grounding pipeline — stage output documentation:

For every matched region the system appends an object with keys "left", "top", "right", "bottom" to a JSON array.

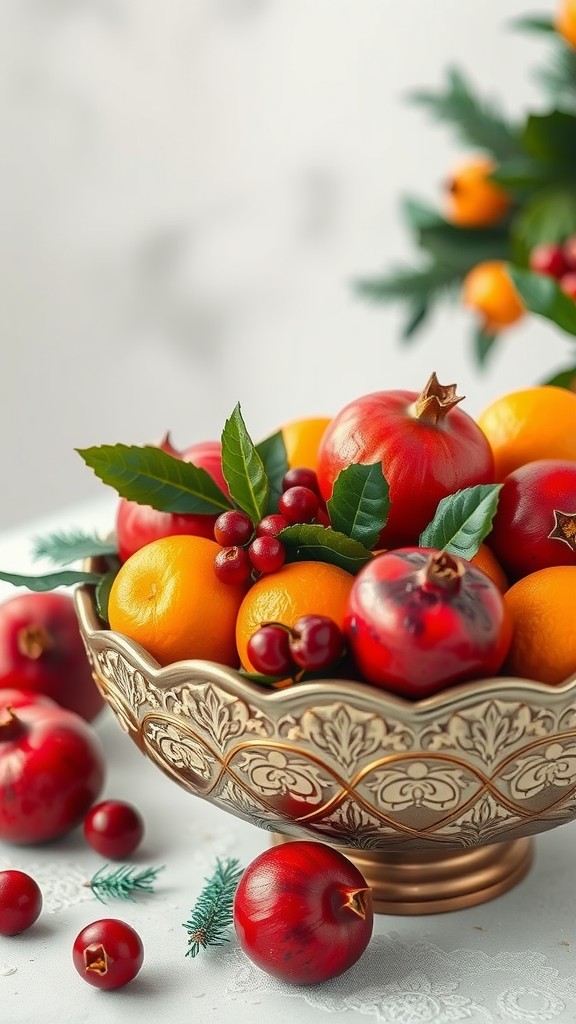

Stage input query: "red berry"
[
  {"left": 214, "top": 546, "right": 252, "bottom": 585},
  {"left": 278, "top": 486, "right": 319, "bottom": 524},
  {"left": 83, "top": 800, "right": 144, "bottom": 860},
  {"left": 560, "top": 272, "right": 576, "bottom": 299},
  {"left": 233, "top": 841, "right": 373, "bottom": 985},
  {"left": 246, "top": 625, "right": 294, "bottom": 677},
  {"left": 248, "top": 536, "right": 286, "bottom": 574},
  {"left": 72, "top": 918, "right": 144, "bottom": 990},
  {"left": 529, "top": 242, "right": 568, "bottom": 279},
  {"left": 256, "top": 514, "right": 290, "bottom": 538},
  {"left": 0, "top": 870, "right": 42, "bottom": 935},
  {"left": 282, "top": 467, "right": 321, "bottom": 495},
  {"left": 214, "top": 510, "right": 254, "bottom": 547},
  {"left": 289, "top": 615, "right": 344, "bottom": 671}
]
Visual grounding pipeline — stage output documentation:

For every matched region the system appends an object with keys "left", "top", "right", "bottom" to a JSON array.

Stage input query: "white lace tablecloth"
[{"left": 1, "top": 497, "right": 575, "bottom": 1024}]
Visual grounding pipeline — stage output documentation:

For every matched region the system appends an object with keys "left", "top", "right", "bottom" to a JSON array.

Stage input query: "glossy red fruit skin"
[
  {"left": 0, "top": 688, "right": 59, "bottom": 710},
  {"left": 247, "top": 624, "right": 294, "bottom": 677},
  {"left": 233, "top": 841, "right": 373, "bottom": 985},
  {"left": 0, "top": 870, "right": 43, "bottom": 935},
  {"left": 116, "top": 440, "right": 229, "bottom": 563},
  {"left": 529, "top": 242, "right": 568, "bottom": 279},
  {"left": 83, "top": 800, "right": 144, "bottom": 860},
  {"left": 0, "top": 592, "right": 103, "bottom": 722},
  {"left": 344, "top": 548, "right": 512, "bottom": 698},
  {"left": 0, "top": 705, "right": 105, "bottom": 844},
  {"left": 290, "top": 615, "right": 344, "bottom": 671},
  {"left": 316, "top": 388, "right": 495, "bottom": 549},
  {"left": 72, "top": 918, "right": 144, "bottom": 990},
  {"left": 560, "top": 272, "right": 576, "bottom": 299},
  {"left": 487, "top": 459, "right": 576, "bottom": 580}
]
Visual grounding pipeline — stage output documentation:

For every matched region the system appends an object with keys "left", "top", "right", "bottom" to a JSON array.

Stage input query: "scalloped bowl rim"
[{"left": 74, "top": 582, "right": 576, "bottom": 721}]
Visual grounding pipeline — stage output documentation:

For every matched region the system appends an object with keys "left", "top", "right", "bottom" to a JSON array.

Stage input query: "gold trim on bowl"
[{"left": 74, "top": 580, "right": 576, "bottom": 913}]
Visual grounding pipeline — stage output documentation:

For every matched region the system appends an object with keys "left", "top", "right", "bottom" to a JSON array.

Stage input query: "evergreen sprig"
[
  {"left": 182, "top": 858, "right": 244, "bottom": 958},
  {"left": 87, "top": 863, "right": 165, "bottom": 904},
  {"left": 535, "top": 43, "right": 576, "bottom": 110},
  {"left": 408, "top": 67, "right": 521, "bottom": 161}
]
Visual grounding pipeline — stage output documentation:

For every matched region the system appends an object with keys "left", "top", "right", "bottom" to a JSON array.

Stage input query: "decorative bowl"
[{"left": 75, "top": 580, "right": 576, "bottom": 915}]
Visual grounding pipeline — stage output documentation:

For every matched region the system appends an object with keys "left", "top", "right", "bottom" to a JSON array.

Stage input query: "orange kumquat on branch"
[{"left": 355, "top": 5, "right": 576, "bottom": 383}]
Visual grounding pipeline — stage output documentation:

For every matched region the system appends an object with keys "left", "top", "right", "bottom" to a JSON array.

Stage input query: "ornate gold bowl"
[{"left": 75, "top": 582, "right": 576, "bottom": 915}]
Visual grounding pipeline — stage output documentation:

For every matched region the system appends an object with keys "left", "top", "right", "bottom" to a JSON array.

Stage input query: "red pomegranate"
[
  {"left": 487, "top": 459, "right": 576, "bottom": 580},
  {"left": 115, "top": 436, "right": 230, "bottom": 562},
  {"left": 344, "top": 547, "right": 512, "bottom": 698},
  {"left": 316, "top": 373, "right": 495, "bottom": 548}
]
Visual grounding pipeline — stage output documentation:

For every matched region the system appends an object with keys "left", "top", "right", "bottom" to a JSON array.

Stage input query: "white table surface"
[{"left": 1, "top": 496, "right": 575, "bottom": 1024}]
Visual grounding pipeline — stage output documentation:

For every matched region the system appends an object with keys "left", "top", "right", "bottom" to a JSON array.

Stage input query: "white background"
[{"left": 1, "top": 0, "right": 573, "bottom": 529}]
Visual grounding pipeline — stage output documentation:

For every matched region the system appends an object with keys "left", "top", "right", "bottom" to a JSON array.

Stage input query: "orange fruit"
[
  {"left": 477, "top": 385, "right": 576, "bottom": 481},
  {"left": 502, "top": 566, "right": 576, "bottom": 685},
  {"left": 281, "top": 416, "right": 331, "bottom": 471},
  {"left": 108, "top": 535, "right": 247, "bottom": 668},
  {"left": 556, "top": 0, "right": 576, "bottom": 47},
  {"left": 470, "top": 543, "right": 508, "bottom": 594},
  {"left": 462, "top": 260, "right": 524, "bottom": 332},
  {"left": 236, "top": 560, "right": 354, "bottom": 672},
  {"left": 446, "top": 157, "right": 510, "bottom": 228}
]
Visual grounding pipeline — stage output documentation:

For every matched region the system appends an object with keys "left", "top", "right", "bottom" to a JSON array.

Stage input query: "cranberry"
[
  {"left": 281, "top": 467, "right": 321, "bottom": 496},
  {"left": 289, "top": 615, "right": 345, "bottom": 671},
  {"left": 248, "top": 536, "right": 286, "bottom": 574},
  {"left": 72, "top": 918, "right": 144, "bottom": 990},
  {"left": 256, "top": 514, "right": 290, "bottom": 538},
  {"left": 278, "top": 486, "right": 320, "bottom": 524},
  {"left": 0, "top": 870, "right": 43, "bottom": 935},
  {"left": 529, "top": 242, "right": 568, "bottom": 279},
  {"left": 84, "top": 800, "right": 144, "bottom": 860},
  {"left": 214, "top": 510, "right": 254, "bottom": 547},
  {"left": 246, "top": 625, "right": 294, "bottom": 677},
  {"left": 213, "top": 546, "right": 252, "bottom": 585},
  {"left": 563, "top": 235, "right": 576, "bottom": 270},
  {"left": 233, "top": 841, "right": 373, "bottom": 985},
  {"left": 560, "top": 272, "right": 576, "bottom": 299}
]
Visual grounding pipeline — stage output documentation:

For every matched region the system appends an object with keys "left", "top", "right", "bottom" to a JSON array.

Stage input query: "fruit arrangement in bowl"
[{"left": 8, "top": 371, "right": 576, "bottom": 913}]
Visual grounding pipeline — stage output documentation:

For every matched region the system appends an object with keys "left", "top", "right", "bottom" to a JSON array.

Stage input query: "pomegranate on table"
[
  {"left": 344, "top": 547, "right": 512, "bottom": 698},
  {"left": 116, "top": 436, "right": 230, "bottom": 562},
  {"left": 316, "top": 372, "right": 495, "bottom": 549},
  {"left": 233, "top": 841, "right": 373, "bottom": 985},
  {"left": 0, "top": 702, "right": 105, "bottom": 844},
  {"left": 0, "top": 592, "right": 103, "bottom": 721}
]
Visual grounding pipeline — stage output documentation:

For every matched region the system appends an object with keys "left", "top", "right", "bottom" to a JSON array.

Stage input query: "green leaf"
[
  {"left": 280, "top": 523, "right": 372, "bottom": 575},
  {"left": 472, "top": 326, "right": 499, "bottom": 369},
  {"left": 509, "top": 15, "right": 556, "bottom": 32},
  {"left": 221, "top": 404, "right": 270, "bottom": 524},
  {"left": 77, "top": 445, "right": 232, "bottom": 515},
  {"left": 95, "top": 568, "right": 118, "bottom": 625},
  {"left": 535, "top": 45, "right": 576, "bottom": 110},
  {"left": 416, "top": 220, "right": 511, "bottom": 270},
  {"left": 419, "top": 484, "right": 503, "bottom": 559},
  {"left": 539, "top": 364, "right": 576, "bottom": 389},
  {"left": 520, "top": 111, "right": 576, "bottom": 164},
  {"left": 32, "top": 530, "right": 118, "bottom": 566},
  {"left": 408, "top": 67, "right": 521, "bottom": 161},
  {"left": 490, "top": 156, "right": 563, "bottom": 195},
  {"left": 401, "top": 299, "right": 430, "bottom": 340},
  {"left": 355, "top": 262, "right": 461, "bottom": 303},
  {"left": 402, "top": 196, "right": 446, "bottom": 232},
  {"left": 327, "top": 463, "right": 390, "bottom": 549},
  {"left": 255, "top": 430, "right": 289, "bottom": 516},
  {"left": 509, "top": 266, "right": 576, "bottom": 336},
  {"left": 0, "top": 569, "right": 103, "bottom": 591},
  {"left": 510, "top": 186, "right": 576, "bottom": 265}
]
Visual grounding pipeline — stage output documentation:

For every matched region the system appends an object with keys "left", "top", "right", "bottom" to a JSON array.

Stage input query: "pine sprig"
[
  {"left": 182, "top": 858, "right": 244, "bottom": 958},
  {"left": 408, "top": 67, "right": 521, "bottom": 161},
  {"left": 32, "top": 529, "right": 118, "bottom": 566},
  {"left": 535, "top": 44, "right": 576, "bottom": 111},
  {"left": 356, "top": 262, "right": 462, "bottom": 339},
  {"left": 86, "top": 864, "right": 165, "bottom": 904}
]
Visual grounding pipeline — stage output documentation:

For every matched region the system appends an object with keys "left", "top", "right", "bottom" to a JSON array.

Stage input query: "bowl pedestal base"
[{"left": 272, "top": 834, "right": 533, "bottom": 914}]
